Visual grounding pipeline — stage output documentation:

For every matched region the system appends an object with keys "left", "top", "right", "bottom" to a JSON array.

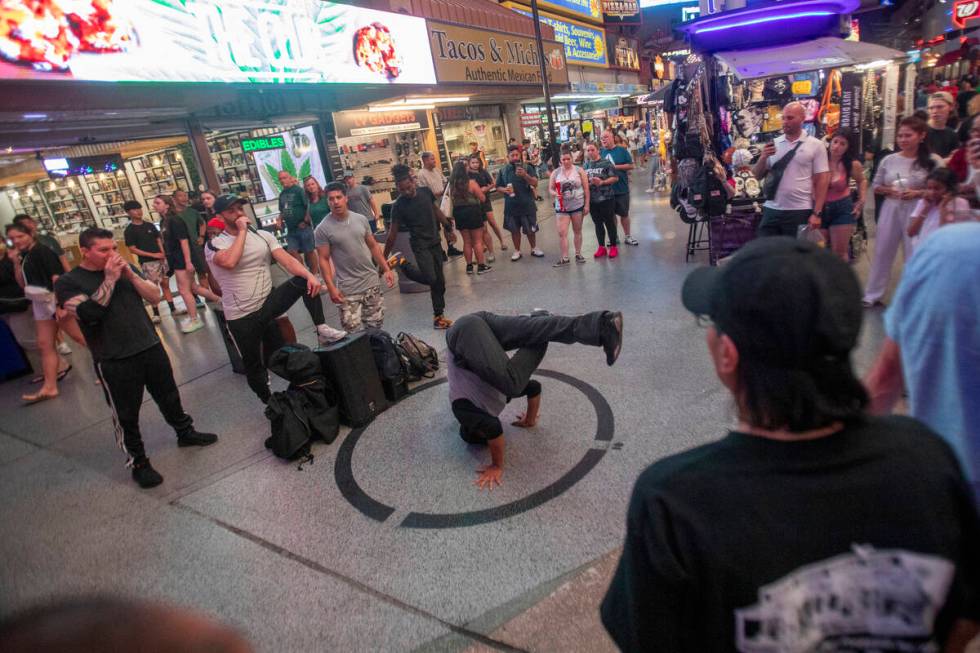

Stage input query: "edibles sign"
[{"left": 0, "top": 0, "right": 436, "bottom": 85}]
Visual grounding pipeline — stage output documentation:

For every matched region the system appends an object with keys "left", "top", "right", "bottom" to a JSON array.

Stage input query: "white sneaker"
[
  {"left": 56, "top": 342, "right": 72, "bottom": 355},
  {"left": 511, "top": 251, "right": 522, "bottom": 261},
  {"left": 317, "top": 324, "right": 347, "bottom": 345},
  {"left": 180, "top": 317, "right": 205, "bottom": 334},
  {"left": 172, "top": 305, "right": 187, "bottom": 316},
  {"left": 531, "top": 249, "right": 545, "bottom": 258}
]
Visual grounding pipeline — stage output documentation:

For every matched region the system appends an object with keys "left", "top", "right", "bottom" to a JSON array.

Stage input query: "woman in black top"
[
  {"left": 450, "top": 160, "right": 491, "bottom": 275},
  {"left": 152, "top": 194, "right": 218, "bottom": 333},
  {"left": 4, "top": 223, "right": 70, "bottom": 403},
  {"left": 200, "top": 189, "right": 218, "bottom": 221},
  {"left": 467, "top": 154, "right": 507, "bottom": 257}
]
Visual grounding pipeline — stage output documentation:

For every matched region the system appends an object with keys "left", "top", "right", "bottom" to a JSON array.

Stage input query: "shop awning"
[
  {"left": 574, "top": 96, "right": 622, "bottom": 114},
  {"left": 714, "top": 37, "right": 904, "bottom": 80},
  {"left": 642, "top": 85, "right": 671, "bottom": 105}
]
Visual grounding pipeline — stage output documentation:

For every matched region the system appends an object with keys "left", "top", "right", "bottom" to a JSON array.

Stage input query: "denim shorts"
[
  {"left": 285, "top": 225, "right": 315, "bottom": 253},
  {"left": 822, "top": 197, "right": 856, "bottom": 228}
]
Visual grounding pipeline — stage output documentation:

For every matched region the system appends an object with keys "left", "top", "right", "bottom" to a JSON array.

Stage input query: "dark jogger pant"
[
  {"left": 445, "top": 311, "right": 605, "bottom": 398},
  {"left": 590, "top": 199, "right": 619, "bottom": 247},
  {"left": 398, "top": 243, "right": 447, "bottom": 316},
  {"left": 96, "top": 343, "right": 193, "bottom": 466},
  {"left": 226, "top": 276, "right": 312, "bottom": 403}
]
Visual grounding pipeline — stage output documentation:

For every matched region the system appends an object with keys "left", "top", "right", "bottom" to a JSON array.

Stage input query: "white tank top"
[{"left": 553, "top": 166, "right": 585, "bottom": 213}]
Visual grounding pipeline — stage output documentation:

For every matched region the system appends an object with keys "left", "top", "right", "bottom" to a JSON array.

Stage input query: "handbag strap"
[{"left": 770, "top": 141, "right": 803, "bottom": 174}]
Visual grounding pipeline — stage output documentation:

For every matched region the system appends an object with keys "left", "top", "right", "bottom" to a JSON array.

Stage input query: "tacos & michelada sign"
[{"left": 427, "top": 22, "right": 569, "bottom": 86}]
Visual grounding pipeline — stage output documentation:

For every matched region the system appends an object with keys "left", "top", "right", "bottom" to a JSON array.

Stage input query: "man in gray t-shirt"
[
  {"left": 314, "top": 182, "right": 395, "bottom": 333},
  {"left": 344, "top": 173, "right": 382, "bottom": 233}
]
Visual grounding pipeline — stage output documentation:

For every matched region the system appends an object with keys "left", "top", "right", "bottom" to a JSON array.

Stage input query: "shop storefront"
[{"left": 437, "top": 106, "right": 509, "bottom": 172}]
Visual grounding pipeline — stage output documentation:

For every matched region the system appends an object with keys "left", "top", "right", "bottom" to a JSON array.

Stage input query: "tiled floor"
[{"left": 0, "top": 185, "right": 892, "bottom": 651}]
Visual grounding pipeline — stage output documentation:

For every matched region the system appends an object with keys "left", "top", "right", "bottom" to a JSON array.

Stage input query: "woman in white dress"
[{"left": 863, "top": 117, "right": 940, "bottom": 307}]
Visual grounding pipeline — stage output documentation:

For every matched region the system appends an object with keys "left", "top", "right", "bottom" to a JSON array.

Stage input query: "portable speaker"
[{"left": 314, "top": 332, "right": 388, "bottom": 427}]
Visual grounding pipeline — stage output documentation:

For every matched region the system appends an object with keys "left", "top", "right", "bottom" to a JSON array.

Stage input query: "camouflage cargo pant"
[{"left": 338, "top": 285, "right": 384, "bottom": 333}]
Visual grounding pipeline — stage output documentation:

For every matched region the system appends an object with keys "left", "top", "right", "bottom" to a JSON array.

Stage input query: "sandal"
[
  {"left": 30, "top": 365, "right": 72, "bottom": 384},
  {"left": 22, "top": 390, "right": 58, "bottom": 405}
]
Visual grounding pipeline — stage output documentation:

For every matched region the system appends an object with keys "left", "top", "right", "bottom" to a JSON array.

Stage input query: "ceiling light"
[
  {"left": 22, "top": 113, "right": 47, "bottom": 120},
  {"left": 377, "top": 96, "right": 469, "bottom": 106},
  {"left": 368, "top": 104, "right": 436, "bottom": 112}
]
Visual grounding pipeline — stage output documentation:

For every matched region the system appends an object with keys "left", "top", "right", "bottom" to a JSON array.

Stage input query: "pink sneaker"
[
  {"left": 609, "top": 245, "right": 619, "bottom": 258},
  {"left": 594, "top": 246, "right": 607, "bottom": 258}
]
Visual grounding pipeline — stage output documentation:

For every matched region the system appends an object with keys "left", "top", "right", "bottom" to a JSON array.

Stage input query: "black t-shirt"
[
  {"left": 391, "top": 187, "right": 440, "bottom": 249},
  {"left": 162, "top": 215, "right": 190, "bottom": 260},
  {"left": 124, "top": 221, "right": 162, "bottom": 263},
  {"left": 37, "top": 233, "right": 64, "bottom": 257},
  {"left": 926, "top": 127, "right": 959, "bottom": 158},
  {"left": 0, "top": 256, "right": 24, "bottom": 300},
  {"left": 601, "top": 416, "right": 980, "bottom": 652},
  {"left": 54, "top": 266, "right": 159, "bottom": 362},
  {"left": 21, "top": 243, "right": 63, "bottom": 290}
]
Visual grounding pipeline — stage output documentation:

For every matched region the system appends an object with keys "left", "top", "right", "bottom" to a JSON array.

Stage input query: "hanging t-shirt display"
[
  {"left": 764, "top": 76, "right": 791, "bottom": 101},
  {"left": 762, "top": 105, "right": 783, "bottom": 133},
  {"left": 734, "top": 107, "right": 764, "bottom": 138},
  {"left": 791, "top": 72, "right": 820, "bottom": 97}
]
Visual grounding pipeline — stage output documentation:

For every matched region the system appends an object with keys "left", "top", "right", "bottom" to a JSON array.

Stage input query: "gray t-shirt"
[
  {"left": 204, "top": 228, "right": 280, "bottom": 320},
  {"left": 313, "top": 211, "right": 379, "bottom": 296},
  {"left": 447, "top": 352, "right": 506, "bottom": 416},
  {"left": 347, "top": 184, "right": 374, "bottom": 220}
]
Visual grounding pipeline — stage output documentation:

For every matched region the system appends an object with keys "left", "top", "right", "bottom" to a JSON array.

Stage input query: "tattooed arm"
[{"left": 57, "top": 255, "right": 127, "bottom": 323}]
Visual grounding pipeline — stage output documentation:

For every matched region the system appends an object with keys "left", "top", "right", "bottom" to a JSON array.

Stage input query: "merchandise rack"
[
  {"left": 41, "top": 176, "right": 94, "bottom": 230},
  {"left": 5, "top": 183, "right": 54, "bottom": 230},
  {"left": 84, "top": 169, "right": 136, "bottom": 229},
  {"left": 128, "top": 148, "right": 190, "bottom": 221}
]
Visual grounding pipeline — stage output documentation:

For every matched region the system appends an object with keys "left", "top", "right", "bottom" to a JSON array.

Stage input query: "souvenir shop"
[
  {"left": 436, "top": 105, "right": 509, "bottom": 173},
  {"left": 666, "top": 0, "right": 902, "bottom": 264}
]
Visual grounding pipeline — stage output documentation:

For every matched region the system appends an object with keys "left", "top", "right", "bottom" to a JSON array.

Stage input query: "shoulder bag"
[{"left": 762, "top": 142, "right": 803, "bottom": 202}]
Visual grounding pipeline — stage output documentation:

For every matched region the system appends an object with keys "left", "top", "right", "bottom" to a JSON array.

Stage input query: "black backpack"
[
  {"left": 367, "top": 329, "right": 407, "bottom": 383},
  {"left": 264, "top": 345, "right": 340, "bottom": 464},
  {"left": 395, "top": 332, "right": 439, "bottom": 381},
  {"left": 690, "top": 163, "right": 729, "bottom": 218}
]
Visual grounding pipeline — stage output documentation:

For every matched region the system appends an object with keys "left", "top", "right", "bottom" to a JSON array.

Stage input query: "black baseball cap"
[
  {"left": 212, "top": 194, "right": 247, "bottom": 214},
  {"left": 681, "top": 237, "right": 862, "bottom": 368}
]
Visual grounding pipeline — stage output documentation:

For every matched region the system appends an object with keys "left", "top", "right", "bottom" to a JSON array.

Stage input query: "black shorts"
[
  {"left": 613, "top": 194, "right": 630, "bottom": 218},
  {"left": 481, "top": 200, "right": 493, "bottom": 214},
  {"left": 189, "top": 244, "right": 208, "bottom": 275},
  {"left": 166, "top": 252, "right": 186, "bottom": 272},
  {"left": 453, "top": 205, "right": 486, "bottom": 231},
  {"left": 452, "top": 380, "right": 542, "bottom": 445}
]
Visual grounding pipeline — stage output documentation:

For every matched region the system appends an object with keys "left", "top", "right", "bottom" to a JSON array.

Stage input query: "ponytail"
[{"left": 916, "top": 141, "right": 935, "bottom": 173}]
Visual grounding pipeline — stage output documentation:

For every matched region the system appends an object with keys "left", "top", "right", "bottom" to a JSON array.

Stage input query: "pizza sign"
[{"left": 953, "top": 0, "right": 980, "bottom": 29}]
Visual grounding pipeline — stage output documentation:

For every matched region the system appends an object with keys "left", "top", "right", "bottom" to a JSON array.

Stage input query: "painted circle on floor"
[{"left": 333, "top": 369, "right": 614, "bottom": 529}]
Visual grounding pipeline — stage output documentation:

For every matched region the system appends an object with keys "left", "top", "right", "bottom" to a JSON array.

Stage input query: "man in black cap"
[
  {"left": 205, "top": 195, "right": 324, "bottom": 404},
  {"left": 601, "top": 237, "right": 980, "bottom": 652}
]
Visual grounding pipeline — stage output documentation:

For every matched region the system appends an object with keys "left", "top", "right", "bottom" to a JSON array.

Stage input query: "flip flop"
[
  {"left": 30, "top": 365, "right": 72, "bottom": 384},
  {"left": 22, "top": 391, "right": 58, "bottom": 405}
]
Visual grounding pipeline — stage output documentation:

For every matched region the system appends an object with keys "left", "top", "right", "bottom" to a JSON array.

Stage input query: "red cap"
[{"left": 208, "top": 217, "right": 225, "bottom": 230}]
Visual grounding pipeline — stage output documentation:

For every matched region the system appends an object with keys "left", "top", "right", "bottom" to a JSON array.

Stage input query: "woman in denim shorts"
[{"left": 822, "top": 130, "right": 867, "bottom": 261}]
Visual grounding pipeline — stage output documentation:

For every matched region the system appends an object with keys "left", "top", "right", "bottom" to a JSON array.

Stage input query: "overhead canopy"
[
  {"left": 715, "top": 37, "right": 904, "bottom": 80},
  {"left": 574, "top": 96, "right": 622, "bottom": 114},
  {"left": 642, "top": 85, "right": 671, "bottom": 105}
]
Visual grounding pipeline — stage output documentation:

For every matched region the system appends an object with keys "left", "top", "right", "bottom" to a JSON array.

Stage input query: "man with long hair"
[{"left": 602, "top": 237, "right": 980, "bottom": 651}]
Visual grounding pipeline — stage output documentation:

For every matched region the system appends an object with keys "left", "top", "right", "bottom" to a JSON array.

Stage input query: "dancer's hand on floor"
[
  {"left": 475, "top": 465, "right": 503, "bottom": 491},
  {"left": 511, "top": 413, "right": 537, "bottom": 428}
]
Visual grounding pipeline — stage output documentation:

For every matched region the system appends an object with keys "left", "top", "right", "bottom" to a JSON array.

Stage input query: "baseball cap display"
[
  {"left": 681, "top": 237, "right": 862, "bottom": 368},
  {"left": 212, "top": 195, "right": 247, "bottom": 214}
]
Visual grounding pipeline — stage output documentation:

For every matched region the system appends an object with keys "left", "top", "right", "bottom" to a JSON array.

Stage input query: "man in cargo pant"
[{"left": 445, "top": 309, "right": 623, "bottom": 490}]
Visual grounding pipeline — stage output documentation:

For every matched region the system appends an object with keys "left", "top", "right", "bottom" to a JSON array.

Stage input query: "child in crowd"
[{"left": 907, "top": 167, "right": 971, "bottom": 251}]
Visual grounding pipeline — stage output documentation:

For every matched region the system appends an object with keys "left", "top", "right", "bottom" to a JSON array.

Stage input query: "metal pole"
[{"left": 530, "top": 0, "right": 560, "bottom": 169}]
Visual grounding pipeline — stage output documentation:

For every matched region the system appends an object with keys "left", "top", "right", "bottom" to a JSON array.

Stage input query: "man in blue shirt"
[
  {"left": 865, "top": 223, "right": 980, "bottom": 502},
  {"left": 496, "top": 145, "right": 544, "bottom": 261},
  {"left": 600, "top": 130, "right": 638, "bottom": 246}
]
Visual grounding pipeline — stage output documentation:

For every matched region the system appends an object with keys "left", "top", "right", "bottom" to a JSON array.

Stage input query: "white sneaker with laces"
[
  {"left": 511, "top": 252, "right": 522, "bottom": 261},
  {"left": 317, "top": 324, "right": 347, "bottom": 345},
  {"left": 56, "top": 342, "right": 72, "bottom": 355},
  {"left": 531, "top": 249, "right": 545, "bottom": 258},
  {"left": 180, "top": 317, "right": 205, "bottom": 334}
]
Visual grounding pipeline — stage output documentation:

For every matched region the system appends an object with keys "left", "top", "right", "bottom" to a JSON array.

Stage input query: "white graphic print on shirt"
[{"left": 735, "top": 545, "right": 955, "bottom": 652}]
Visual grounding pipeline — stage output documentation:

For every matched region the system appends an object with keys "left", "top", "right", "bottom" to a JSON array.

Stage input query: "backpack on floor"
[
  {"left": 367, "top": 328, "right": 407, "bottom": 383},
  {"left": 395, "top": 332, "right": 439, "bottom": 381}
]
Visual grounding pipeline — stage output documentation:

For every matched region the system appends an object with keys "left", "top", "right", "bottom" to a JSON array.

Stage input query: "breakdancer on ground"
[{"left": 445, "top": 309, "right": 623, "bottom": 490}]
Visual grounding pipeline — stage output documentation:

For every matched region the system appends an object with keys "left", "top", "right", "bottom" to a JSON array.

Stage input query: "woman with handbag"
[
  {"left": 822, "top": 130, "right": 867, "bottom": 261},
  {"left": 4, "top": 222, "right": 71, "bottom": 404},
  {"left": 863, "top": 117, "right": 941, "bottom": 307}
]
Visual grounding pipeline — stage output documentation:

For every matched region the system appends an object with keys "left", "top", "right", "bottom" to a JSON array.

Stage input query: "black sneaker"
[
  {"left": 447, "top": 245, "right": 464, "bottom": 257},
  {"left": 600, "top": 311, "right": 623, "bottom": 366},
  {"left": 177, "top": 430, "right": 219, "bottom": 447},
  {"left": 132, "top": 460, "right": 163, "bottom": 488},
  {"left": 466, "top": 263, "right": 474, "bottom": 275},
  {"left": 477, "top": 264, "right": 492, "bottom": 275}
]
